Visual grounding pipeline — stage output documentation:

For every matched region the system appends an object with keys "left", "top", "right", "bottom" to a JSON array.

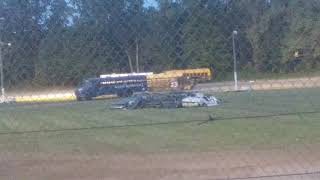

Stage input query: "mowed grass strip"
[{"left": 0, "top": 89, "right": 319, "bottom": 154}]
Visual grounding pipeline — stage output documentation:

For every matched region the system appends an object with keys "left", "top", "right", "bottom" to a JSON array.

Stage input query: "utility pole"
[
  {"left": 0, "top": 44, "right": 3, "bottom": 102},
  {"left": 0, "top": 16, "right": 11, "bottom": 102},
  {"left": 0, "top": 17, "right": 3, "bottom": 102},
  {"left": 135, "top": 37, "right": 139, "bottom": 73},
  {"left": 232, "top": 30, "right": 238, "bottom": 91},
  {"left": 0, "top": 42, "right": 11, "bottom": 103}
]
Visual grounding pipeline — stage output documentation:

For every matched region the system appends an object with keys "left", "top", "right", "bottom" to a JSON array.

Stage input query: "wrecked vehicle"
[
  {"left": 110, "top": 92, "right": 190, "bottom": 109},
  {"left": 110, "top": 92, "right": 221, "bottom": 110},
  {"left": 181, "top": 93, "right": 221, "bottom": 107},
  {"left": 110, "top": 96, "right": 144, "bottom": 109}
]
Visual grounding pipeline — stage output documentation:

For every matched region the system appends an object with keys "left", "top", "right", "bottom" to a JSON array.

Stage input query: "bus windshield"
[{"left": 78, "top": 80, "right": 93, "bottom": 88}]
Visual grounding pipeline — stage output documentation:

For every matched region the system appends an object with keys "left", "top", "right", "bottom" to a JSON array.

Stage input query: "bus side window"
[{"left": 97, "top": 82, "right": 103, "bottom": 88}]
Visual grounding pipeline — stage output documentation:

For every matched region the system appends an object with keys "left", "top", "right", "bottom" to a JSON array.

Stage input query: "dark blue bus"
[{"left": 75, "top": 75, "right": 148, "bottom": 101}]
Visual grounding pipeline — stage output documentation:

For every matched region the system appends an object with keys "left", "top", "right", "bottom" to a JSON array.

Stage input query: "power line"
[{"left": 0, "top": 110, "right": 319, "bottom": 136}]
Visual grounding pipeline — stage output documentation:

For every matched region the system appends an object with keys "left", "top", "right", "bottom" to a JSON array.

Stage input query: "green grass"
[{"left": 0, "top": 89, "right": 320, "bottom": 154}]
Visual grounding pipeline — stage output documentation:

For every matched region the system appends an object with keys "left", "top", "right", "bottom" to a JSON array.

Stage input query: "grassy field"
[{"left": 0, "top": 88, "right": 320, "bottom": 154}]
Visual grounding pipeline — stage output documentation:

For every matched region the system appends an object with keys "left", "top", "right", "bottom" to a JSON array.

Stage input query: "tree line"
[{"left": 0, "top": 0, "right": 320, "bottom": 87}]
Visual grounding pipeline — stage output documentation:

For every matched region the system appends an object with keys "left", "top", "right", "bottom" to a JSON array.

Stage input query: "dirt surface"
[
  {"left": 6, "top": 76, "right": 320, "bottom": 98},
  {"left": 194, "top": 76, "right": 320, "bottom": 92},
  {"left": 1, "top": 145, "right": 320, "bottom": 180}
]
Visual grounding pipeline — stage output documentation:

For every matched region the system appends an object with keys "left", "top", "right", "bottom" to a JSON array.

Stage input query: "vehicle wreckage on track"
[{"left": 110, "top": 92, "right": 221, "bottom": 110}]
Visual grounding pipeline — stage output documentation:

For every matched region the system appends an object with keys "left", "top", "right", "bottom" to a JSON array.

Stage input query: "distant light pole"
[
  {"left": 0, "top": 43, "right": 3, "bottom": 102},
  {"left": 232, "top": 30, "right": 238, "bottom": 91},
  {"left": 0, "top": 42, "right": 11, "bottom": 102},
  {"left": 0, "top": 17, "right": 4, "bottom": 103},
  {"left": 0, "top": 17, "right": 11, "bottom": 102}
]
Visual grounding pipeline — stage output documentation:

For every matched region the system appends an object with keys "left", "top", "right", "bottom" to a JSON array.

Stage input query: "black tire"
[
  {"left": 134, "top": 101, "right": 144, "bottom": 109},
  {"left": 200, "top": 103, "right": 207, "bottom": 107},
  {"left": 117, "top": 89, "right": 133, "bottom": 98},
  {"left": 117, "top": 91, "right": 124, "bottom": 98},
  {"left": 159, "top": 102, "right": 165, "bottom": 108},
  {"left": 160, "top": 101, "right": 179, "bottom": 109},
  {"left": 77, "top": 95, "right": 92, "bottom": 101},
  {"left": 85, "top": 96, "right": 92, "bottom": 101},
  {"left": 176, "top": 101, "right": 182, "bottom": 108},
  {"left": 76, "top": 96, "right": 85, "bottom": 101},
  {"left": 125, "top": 89, "right": 133, "bottom": 97}
]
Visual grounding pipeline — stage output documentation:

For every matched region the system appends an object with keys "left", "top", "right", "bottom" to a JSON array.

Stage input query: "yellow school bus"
[
  {"left": 146, "top": 68, "right": 212, "bottom": 91},
  {"left": 162, "top": 68, "right": 212, "bottom": 81}
]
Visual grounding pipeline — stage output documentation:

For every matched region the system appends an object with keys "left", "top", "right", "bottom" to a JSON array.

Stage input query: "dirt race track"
[
  {"left": 194, "top": 76, "right": 320, "bottom": 93},
  {"left": 1, "top": 145, "right": 320, "bottom": 180}
]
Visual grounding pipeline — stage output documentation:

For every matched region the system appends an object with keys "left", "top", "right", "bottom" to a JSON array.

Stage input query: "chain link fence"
[{"left": 1, "top": 0, "right": 320, "bottom": 179}]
